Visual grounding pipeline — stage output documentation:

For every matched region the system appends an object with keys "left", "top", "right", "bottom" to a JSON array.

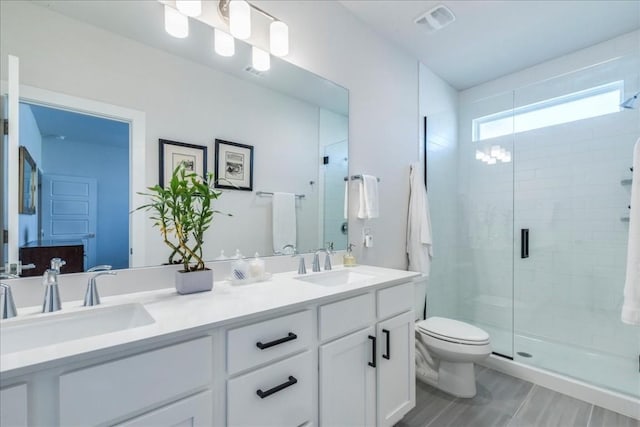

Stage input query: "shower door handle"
[{"left": 521, "top": 229, "right": 529, "bottom": 259}]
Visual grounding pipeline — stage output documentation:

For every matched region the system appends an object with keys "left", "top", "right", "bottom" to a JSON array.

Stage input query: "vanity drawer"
[
  {"left": 377, "top": 282, "right": 414, "bottom": 320},
  {"left": 227, "top": 351, "right": 313, "bottom": 427},
  {"left": 319, "top": 293, "right": 375, "bottom": 341},
  {"left": 227, "top": 310, "right": 312, "bottom": 375},
  {"left": 59, "top": 337, "right": 212, "bottom": 426}
]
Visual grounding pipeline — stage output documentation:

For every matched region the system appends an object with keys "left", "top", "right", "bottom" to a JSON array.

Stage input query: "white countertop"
[{"left": 0, "top": 265, "right": 420, "bottom": 378}]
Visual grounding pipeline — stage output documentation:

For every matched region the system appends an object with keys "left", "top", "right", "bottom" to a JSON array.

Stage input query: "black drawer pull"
[
  {"left": 368, "top": 335, "right": 376, "bottom": 368},
  {"left": 256, "top": 332, "right": 297, "bottom": 350},
  {"left": 382, "top": 329, "right": 390, "bottom": 360},
  {"left": 521, "top": 228, "right": 529, "bottom": 259},
  {"left": 256, "top": 376, "right": 297, "bottom": 399}
]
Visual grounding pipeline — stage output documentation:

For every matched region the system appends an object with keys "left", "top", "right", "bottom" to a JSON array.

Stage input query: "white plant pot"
[{"left": 175, "top": 268, "right": 213, "bottom": 295}]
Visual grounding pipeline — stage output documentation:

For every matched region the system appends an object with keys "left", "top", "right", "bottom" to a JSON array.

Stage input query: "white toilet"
[{"left": 413, "top": 278, "right": 491, "bottom": 398}]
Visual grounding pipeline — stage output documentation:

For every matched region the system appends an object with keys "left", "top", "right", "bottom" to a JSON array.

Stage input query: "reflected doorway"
[{"left": 17, "top": 102, "right": 130, "bottom": 273}]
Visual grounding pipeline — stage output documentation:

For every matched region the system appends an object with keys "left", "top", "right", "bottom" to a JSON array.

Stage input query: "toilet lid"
[{"left": 417, "top": 317, "right": 490, "bottom": 345}]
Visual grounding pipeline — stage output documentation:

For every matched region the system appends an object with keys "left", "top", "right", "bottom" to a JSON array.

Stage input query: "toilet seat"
[{"left": 416, "top": 317, "right": 490, "bottom": 346}]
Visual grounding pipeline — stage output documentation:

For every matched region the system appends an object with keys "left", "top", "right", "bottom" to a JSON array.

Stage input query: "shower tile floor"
[{"left": 398, "top": 366, "right": 639, "bottom": 427}]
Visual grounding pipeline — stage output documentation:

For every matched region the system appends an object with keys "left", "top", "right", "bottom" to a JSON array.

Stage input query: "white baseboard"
[{"left": 480, "top": 355, "right": 640, "bottom": 420}]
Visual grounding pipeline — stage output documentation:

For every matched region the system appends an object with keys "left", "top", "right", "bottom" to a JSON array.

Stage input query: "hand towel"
[
  {"left": 406, "top": 162, "right": 433, "bottom": 275},
  {"left": 357, "top": 175, "right": 379, "bottom": 219},
  {"left": 272, "top": 192, "right": 296, "bottom": 254},
  {"left": 622, "top": 138, "right": 640, "bottom": 325}
]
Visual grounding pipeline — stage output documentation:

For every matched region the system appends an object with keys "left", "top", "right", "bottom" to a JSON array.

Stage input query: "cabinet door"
[
  {"left": 377, "top": 311, "right": 415, "bottom": 427},
  {"left": 0, "top": 384, "right": 28, "bottom": 427},
  {"left": 115, "top": 391, "right": 212, "bottom": 427},
  {"left": 319, "top": 326, "right": 376, "bottom": 427}
]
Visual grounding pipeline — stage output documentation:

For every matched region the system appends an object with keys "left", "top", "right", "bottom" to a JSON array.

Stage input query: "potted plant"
[{"left": 137, "top": 164, "right": 229, "bottom": 294}]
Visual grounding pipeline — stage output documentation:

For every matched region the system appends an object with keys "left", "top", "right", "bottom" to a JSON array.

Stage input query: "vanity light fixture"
[
  {"left": 252, "top": 46, "right": 270, "bottom": 71},
  {"left": 164, "top": 4, "right": 189, "bottom": 38},
  {"left": 270, "top": 21, "right": 289, "bottom": 57},
  {"left": 229, "top": 0, "right": 251, "bottom": 40},
  {"left": 214, "top": 28, "right": 235, "bottom": 57},
  {"left": 218, "top": 0, "right": 290, "bottom": 57},
  {"left": 176, "top": 0, "right": 202, "bottom": 17}
]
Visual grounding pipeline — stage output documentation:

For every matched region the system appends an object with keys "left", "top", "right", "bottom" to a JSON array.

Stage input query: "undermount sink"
[
  {"left": 294, "top": 269, "right": 374, "bottom": 286},
  {"left": 0, "top": 303, "right": 155, "bottom": 355}
]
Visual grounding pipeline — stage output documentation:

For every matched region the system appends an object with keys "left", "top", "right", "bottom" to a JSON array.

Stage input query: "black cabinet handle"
[
  {"left": 256, "top": 376, "right": 297, "bottom": 399},
  {"left": 521, "top": 229, "right": 529, "bottom": 259},
  {"left": 382, "top": 329, "right": 390, "bottom": 360},
  {"left": 368, "top": 335, "right": 376, "bottom": 368},
  {"left": 256, "top": 332, "right": 297, "bottom": 350}
]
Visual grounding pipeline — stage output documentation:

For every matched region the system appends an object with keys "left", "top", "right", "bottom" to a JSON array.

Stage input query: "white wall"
[
  {"left": 418, "top": 63, "right": 459, "bottom": 319},
  {"left": 254, "top": 1, "right": 419, "bottom": 268}
]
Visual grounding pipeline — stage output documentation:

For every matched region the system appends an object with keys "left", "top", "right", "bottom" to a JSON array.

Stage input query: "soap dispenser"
[
  {"left": 343, "top": 243, "right": 357, "bottom": 267},
  {"left": 231, "top": 249, "right": 249, "bottom": 282}
]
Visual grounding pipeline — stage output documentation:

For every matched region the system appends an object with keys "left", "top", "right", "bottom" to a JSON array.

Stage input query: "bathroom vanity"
[{"left": 0, "top": 266, "right": 419, "bottom": 427}]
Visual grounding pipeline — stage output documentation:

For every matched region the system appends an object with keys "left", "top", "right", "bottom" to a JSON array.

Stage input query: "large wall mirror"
[{"left": 0, "top": 0, "right": 348, "bottom": 275}]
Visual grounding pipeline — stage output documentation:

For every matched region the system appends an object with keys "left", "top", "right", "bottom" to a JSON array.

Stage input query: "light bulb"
[
  {"left": 176, "top": 0, "right": 201, "bottom": 17},
  {"left": 214, "top": 28, "right": 235, "bottom": 57},
  {"left": 229, "top": 0, "right": 251, "bottom": 40},
  {"left": 270, "top": 21, "right": 289, "bottom": 57},
  {"left": 475, "top": 150, "right": 484, "bottom": 160},
  {"left": 252, "top": 46, "right": 270, "bottom": 71},
  {"left": 164, "top": 5, "right": 188, "bottom": 38},
  {"left": 490, "top": 145, "right": 501, "bottom": 158},
  {"left": 487, "top": 157, "right": 497, "bottom": 165}
]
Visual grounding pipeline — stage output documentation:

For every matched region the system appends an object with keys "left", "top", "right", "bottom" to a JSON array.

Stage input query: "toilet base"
[{"left": 437, "top": 361, "right": 477, "bottom": 398}]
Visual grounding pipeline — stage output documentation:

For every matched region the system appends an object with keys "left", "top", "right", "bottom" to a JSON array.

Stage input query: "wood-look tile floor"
[{"left": 397, "top": 367, "right": 640, "bottom": 427}]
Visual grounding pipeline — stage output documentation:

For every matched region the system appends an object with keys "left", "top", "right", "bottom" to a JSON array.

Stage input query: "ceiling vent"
[{"left": 415, "top": 4, "right": 456, "bottom": 33}]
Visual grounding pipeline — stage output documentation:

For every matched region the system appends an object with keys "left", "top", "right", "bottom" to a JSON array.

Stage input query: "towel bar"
[
  {"left": 256, "top": 191, "right": 305, "bottom": 199},
  {"left": 344, "top": 175, "right": 381, "bottom": 182}
]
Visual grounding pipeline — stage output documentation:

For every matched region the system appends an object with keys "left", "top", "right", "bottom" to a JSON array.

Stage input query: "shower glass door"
[
  {"left": 512, "top": 56, "right": 640, "bottom": 398},
  {"left": 455, "top": 91, "right": 515, "bottom": 358}
]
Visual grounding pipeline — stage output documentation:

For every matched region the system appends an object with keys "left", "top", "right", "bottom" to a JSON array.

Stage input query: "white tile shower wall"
[
  {"left": 457, "top": 31, "right": 640, "bottom": 361},
  {"left": 419, "top": 64, "right": 459, "bottom": 319}
]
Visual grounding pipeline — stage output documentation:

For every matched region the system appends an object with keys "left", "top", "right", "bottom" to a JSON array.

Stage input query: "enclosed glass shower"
[{"left": 427, "top": 54, "right": 640, "bottom": 398}]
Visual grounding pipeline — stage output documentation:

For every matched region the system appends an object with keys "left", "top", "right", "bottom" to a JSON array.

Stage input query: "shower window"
[{"left": 472, "top": 80, "right": 624, "bottom": 141}]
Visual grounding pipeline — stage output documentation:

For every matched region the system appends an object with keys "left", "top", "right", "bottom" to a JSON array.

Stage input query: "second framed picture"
[{"left": 214, "top": 139, "right": 254, "bottom": 191}]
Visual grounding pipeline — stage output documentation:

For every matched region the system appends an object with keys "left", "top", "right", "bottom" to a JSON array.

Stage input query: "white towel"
[
  {"left": 406, "top": 162, "right": 433, "bottom": 275},
  {"left": 357, "top": 175, "right": 379, "bottom": 219},
  {"left": 272, "top": 192, "right": 296, "bottom": 254},
  {"left": 622, "top": 138, "right": 640, "bottom": 325}
]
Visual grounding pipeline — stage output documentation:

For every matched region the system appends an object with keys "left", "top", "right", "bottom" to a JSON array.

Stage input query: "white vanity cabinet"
[
  {"left": 318, "top": 282, "right": 416, "bottom": 427},
  {"left": 59, "top": 336, "right": 213, "bottom": 426},
  {"left": 225, "top": 310, "right": 315, "bottom": 427},
  {"left": 0, "top": 383, "right": 28, "bottom": 427}
]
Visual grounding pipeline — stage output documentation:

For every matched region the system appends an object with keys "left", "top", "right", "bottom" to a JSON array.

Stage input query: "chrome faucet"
[
  {"left": 293, "top": 254, "right": 307, "bottom": 274},
  {"left": 50, "top": 257, "right": 66, "bottom": 274},
  {"left": 313, "top": 245, "right": 334, "bottom": 272},
  {"left": 282, "top": 244, "right": 297, "bottom": 255},
  {"left": 87, "top": 265, "right": 112, "bottom": 272},
  {"left": 42, "top": 269, "right": 61, "bottom": 313},
  {"left": 84, "top": 271, "right": 117, "bottom": 306},
  {"left": 323, "top": 245, "right": 334, "bottom": 271},
  {"left": 312, "top": 251, "right": 322, "bottom": 272},
  {"left": 0, "top": 283, "right": 17, "bottom": 319}
]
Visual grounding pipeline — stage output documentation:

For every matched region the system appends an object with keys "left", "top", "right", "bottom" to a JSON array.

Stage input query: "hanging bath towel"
[
  {"left": 622, "top": 138, "right": 640, "bottom": 325},
  {"left": 407, "top": 162, "right": 433, "bottom": 275},
  {"left": 357, "top": 175, "right": 379, "bottom": 219}
]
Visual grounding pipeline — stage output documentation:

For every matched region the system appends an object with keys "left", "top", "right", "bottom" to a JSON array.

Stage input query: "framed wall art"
[
  {"left": 214, "top": 139, "right": 254, "bottom": 191},
  {"left": 159, "top": 139, "right": 207, "bottom": 187}
]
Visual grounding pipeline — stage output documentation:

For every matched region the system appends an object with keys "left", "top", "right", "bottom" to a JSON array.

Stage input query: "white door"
[
  {"left": 377, "top": 311, "right": 416, "bottom": 427},
  {"left": 0, "top": 96, "right": 6, "bottom": 267},
  {"left": 3, "top": 55, "right": 20, "bottom": 270},
  {"left": 41, "top": 174, "right": 97, "bottom": 270},
  {"left": 319, "top": 326, "right": 376, "bottom": 427},
  {"left": 114, "top": 391, "right": 212, "bottom": 427}
]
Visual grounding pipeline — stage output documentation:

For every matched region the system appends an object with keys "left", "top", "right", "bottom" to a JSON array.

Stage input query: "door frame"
[{"left": 0, "top": 81, "right": 147, "bottom": 268}]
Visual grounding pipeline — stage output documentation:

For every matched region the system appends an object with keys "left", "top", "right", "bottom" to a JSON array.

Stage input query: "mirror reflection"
[{"left": 1, "top": 0, "right": 348, "bottom": 275}]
